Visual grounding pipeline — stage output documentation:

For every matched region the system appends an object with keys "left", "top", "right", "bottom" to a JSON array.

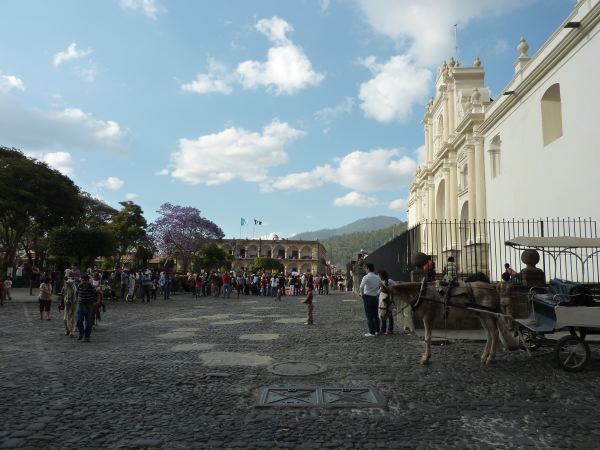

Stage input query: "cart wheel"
[{"left": 554, "top": 335, "right": 590, "bottom": 372}]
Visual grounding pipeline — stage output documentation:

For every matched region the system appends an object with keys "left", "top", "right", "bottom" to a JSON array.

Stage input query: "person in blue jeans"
[
  {"left": 76, "top": 274, "right": 97, "bottom": 342},
  {"left": 359, "top": 263, "right": 381, "bottom": 337}
]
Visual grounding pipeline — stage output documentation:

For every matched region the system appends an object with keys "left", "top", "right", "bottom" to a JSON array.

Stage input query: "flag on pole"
[
  {"left": 241, "top": 218, "right": 247, "bottom": 226},
  {"left": 254, "top": 219, "right": 263, "bottom": 225}
]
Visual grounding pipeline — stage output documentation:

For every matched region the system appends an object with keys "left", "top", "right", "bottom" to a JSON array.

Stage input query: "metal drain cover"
[
  {"left": 267, "top": 361, "right": 326, "bottom": 376},
  {"left": 256, "top": 385, "right": 385, "bottom": 408}
]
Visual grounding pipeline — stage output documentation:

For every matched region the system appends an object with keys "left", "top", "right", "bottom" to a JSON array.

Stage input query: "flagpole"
[{"left": 253, "top": 222, "right": 256, "bottom": 239}]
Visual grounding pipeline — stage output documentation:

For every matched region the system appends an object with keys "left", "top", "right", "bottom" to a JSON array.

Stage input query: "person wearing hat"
[{"left": 76, "top": 273, "right": 97, "bottom": 342}]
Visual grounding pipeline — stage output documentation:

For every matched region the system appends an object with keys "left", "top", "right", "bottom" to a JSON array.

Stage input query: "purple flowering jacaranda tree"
[{"left": 149, "top": 203, "right": 224, "bottom": 272}]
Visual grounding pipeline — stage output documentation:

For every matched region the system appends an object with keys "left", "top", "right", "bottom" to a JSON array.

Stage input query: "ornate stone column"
[
  {"left": 449, "top": 157, "right": 458, "bottom": 221},
  {"left": 428, "top": 181, "right": 435, "bottom": 220},
  {"left": 443, "top": 167, "right": 451, "bottom": 220},
  {"left": 474, "top": 136, "right": 486, "bottom": 220},
  {"left": 426, "top": 120, "right": 434, "bottom": 163},
  {"left": 449, "top": 90, "right": 456, "bottom": 136},
  {"left": 442, "top": 90, "right": 449, "bottom": 141},
  {"left": 466, "top": 144, "right": 477, "bottom": 221}
]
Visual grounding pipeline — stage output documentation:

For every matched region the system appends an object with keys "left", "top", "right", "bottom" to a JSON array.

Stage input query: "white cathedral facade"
[
  {"left": 409, "top": 0, "right": 600, "bottom": 226},
  {"left": 406, "top": 0, "right": 600, "bottom": 279}
]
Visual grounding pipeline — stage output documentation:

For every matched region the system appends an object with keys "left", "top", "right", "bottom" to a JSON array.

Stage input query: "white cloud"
[
  {"left": 154, "top": 168, "right": 170, "bottom": 176},
  {"left": 315, "top": 97, "right": 354, "bottom": 124},
  {"left": 414, "top": 144, "right": 426, "bottom": 164},
  {"left": 271, "top": 148, "right": 418, "bottom": 193},
  {"left": 356, "top": 0, "right": 530, "bottom": 66},
  {"left": 78, "top": 63, "right": 98, "bottom": 82},
  {"left": 26, "top": 151, "right": 75, "bottom": 177},
  {"left": 268, "top": 164, "right": 335, "bottom": 191},
  {"left": 256, "top": 16, "right": 293, "bottom": 45},
  {"left": 359, "top": 55, "right": 431, "bottom": 123},
  {"left": 53, "top": 43, "right": 92, "bottom": 67},
  {"left": 53, "top": 108, "right": 122, "bottom": 141},
  {"left": 333, "top": 192, "right": 378, "bottom": 208},
  {"left": 43, "top": 151, "right": 75, "bottom": 177},
  {"left": 95, "top": 177, "right": 125, "bottom": 191},
  {"left": 388, "top": 198, "right": 408, "bottom": 211},
  {"left": 237, "top": 17, "right": 324, "bottom": 95},
  {"left": 181, "top": 58, "right": 234, "bottom": 95},
  {"left": 0, "top": 74, "right": 25, "bottom": 92},
  {"left": 336, "top": 148, "right": 418, "bottom": 191},
  {"left": 119, "top": 0, "right": 165, "bottom": 20},
  {"left": 0, "top": 94, "right": 124, "bottom": 153},
  {"left": 170, "top": 119, "right": 304, "bottom": 186},
  {"left": 125, "top": 193, "right": 138, "bottom": 200},
  {"left": 355, "top": 0, "right": 531, "bottom": 123}
]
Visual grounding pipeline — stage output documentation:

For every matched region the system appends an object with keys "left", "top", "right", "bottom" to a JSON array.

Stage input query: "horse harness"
[{"left": 405, "top": 279, "right": 496, "bottom": 314}]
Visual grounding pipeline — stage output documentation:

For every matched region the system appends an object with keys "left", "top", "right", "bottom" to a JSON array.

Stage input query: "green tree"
[
  {"left": 47, "top": 226, "right": 116, "bottom": 268},
  {"left": 0, "top": 147, "right": 83, "bottom": 272},
  {"left": 107, "top": 201, "right": 148, "bottom": 264},
  {"left": 193, "top": 244, "right": 232, "bottom": 272},
  {"left": 79, "top": 193, "right": 117, "bottom": 228},
  {"left": 251, "top": 257, "right": 284, "bottom": 274},
  {"left": 132, "top": 237, "right": 156, "bottom": 268}
]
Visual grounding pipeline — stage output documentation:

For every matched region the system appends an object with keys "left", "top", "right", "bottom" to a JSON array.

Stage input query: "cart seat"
[
  {"left": 548, "top": 279, "right": 594, "bottom": 306},
  {"left": 531, "top": 294, "right": 558, "bottom": 324},
  {"left": 516, "top": 313, "right": 555, "bottom": 333}
]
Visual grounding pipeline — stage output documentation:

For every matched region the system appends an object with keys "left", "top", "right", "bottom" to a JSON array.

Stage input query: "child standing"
[
  {"left": 3, "top": 277, "right": 11, "bottom": 301},
  {"left": 378, "top": 270, "right": 397, "bottom": 335},
  {"left": 302, "top": 285, "right": 314, "bottom": 325}
]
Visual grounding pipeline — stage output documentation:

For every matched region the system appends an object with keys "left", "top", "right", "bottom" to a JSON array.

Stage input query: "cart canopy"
[{"left": 505, "top": 237, "right": 600, "bottom": 249}]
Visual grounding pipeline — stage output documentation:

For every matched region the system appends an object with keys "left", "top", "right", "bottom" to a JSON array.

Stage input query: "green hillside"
[
  {"left": 293, "top": 216, "right": 402, "bottom": 240},
  {"left": 322, "top": 222, "right": 407, "bottom": 270}
]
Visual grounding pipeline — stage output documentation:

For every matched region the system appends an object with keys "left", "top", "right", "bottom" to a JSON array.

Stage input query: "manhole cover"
[
  {"left": 256, "top": 387, "right": 319, "bottom": 407},
  {"left": 267, "top": 361, "right": 326, "bottom": 376},
  {"left": 321, "top": 387, "right": 385, "bottom": 408},
  {"left": 256, "top": 385, "right": 385, "bottom": 408}
]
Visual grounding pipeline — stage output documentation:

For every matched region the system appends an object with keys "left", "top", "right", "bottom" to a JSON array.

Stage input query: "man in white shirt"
[{"left": 359, "top": 263, "right": 381, "bottom": 337}]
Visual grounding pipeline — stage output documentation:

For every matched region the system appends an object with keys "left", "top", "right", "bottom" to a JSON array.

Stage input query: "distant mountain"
[
  {"left": 321, "top": 223, "right": 407, "bottom": 269},
  {"left": 292, "top": 216, "right": 402, "bottom": 240}
]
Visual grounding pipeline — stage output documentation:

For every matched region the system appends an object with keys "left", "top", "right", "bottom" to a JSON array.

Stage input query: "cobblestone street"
[{"left": 2, "top": 290, "right": 600, "bottom": 449}]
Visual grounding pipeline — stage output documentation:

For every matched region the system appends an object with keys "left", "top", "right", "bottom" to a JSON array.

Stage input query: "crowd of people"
[
  {"left": 12, "top": 261, "right": 354, "bottom": 340},
  {"left": 185, "top": 271, "right": 349, "bottom": 300}
]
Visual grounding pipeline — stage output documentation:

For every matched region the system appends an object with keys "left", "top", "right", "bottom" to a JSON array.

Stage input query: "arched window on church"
[
  {"left": 488, "top": 135, "right": 501, "bottom": 179},
  {"left": 541, "top": 83, "right": 563, "bottom": 146}
]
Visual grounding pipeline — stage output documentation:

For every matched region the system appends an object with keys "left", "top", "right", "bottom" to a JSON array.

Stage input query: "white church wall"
[{"left": 484, "top": 21, "right": 600, "bottom": 221}]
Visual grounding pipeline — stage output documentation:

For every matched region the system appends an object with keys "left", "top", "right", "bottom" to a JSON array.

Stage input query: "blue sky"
[{"left": 0, "top": 0, "right": 573, "bottom": 238}]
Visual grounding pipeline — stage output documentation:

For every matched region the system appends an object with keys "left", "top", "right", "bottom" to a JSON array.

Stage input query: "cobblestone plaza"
[{"left": 2, "top": 290, "right": 600, "bottom": 449}]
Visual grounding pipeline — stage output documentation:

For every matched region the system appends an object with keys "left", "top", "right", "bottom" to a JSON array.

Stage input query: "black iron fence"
[{"left": 366, "top": 218, "right": 600, "bottom": 284}]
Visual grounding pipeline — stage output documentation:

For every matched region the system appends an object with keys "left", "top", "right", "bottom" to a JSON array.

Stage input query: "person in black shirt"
[{"left": 76, "top": 274, "right": 97, "bottom": 342}]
